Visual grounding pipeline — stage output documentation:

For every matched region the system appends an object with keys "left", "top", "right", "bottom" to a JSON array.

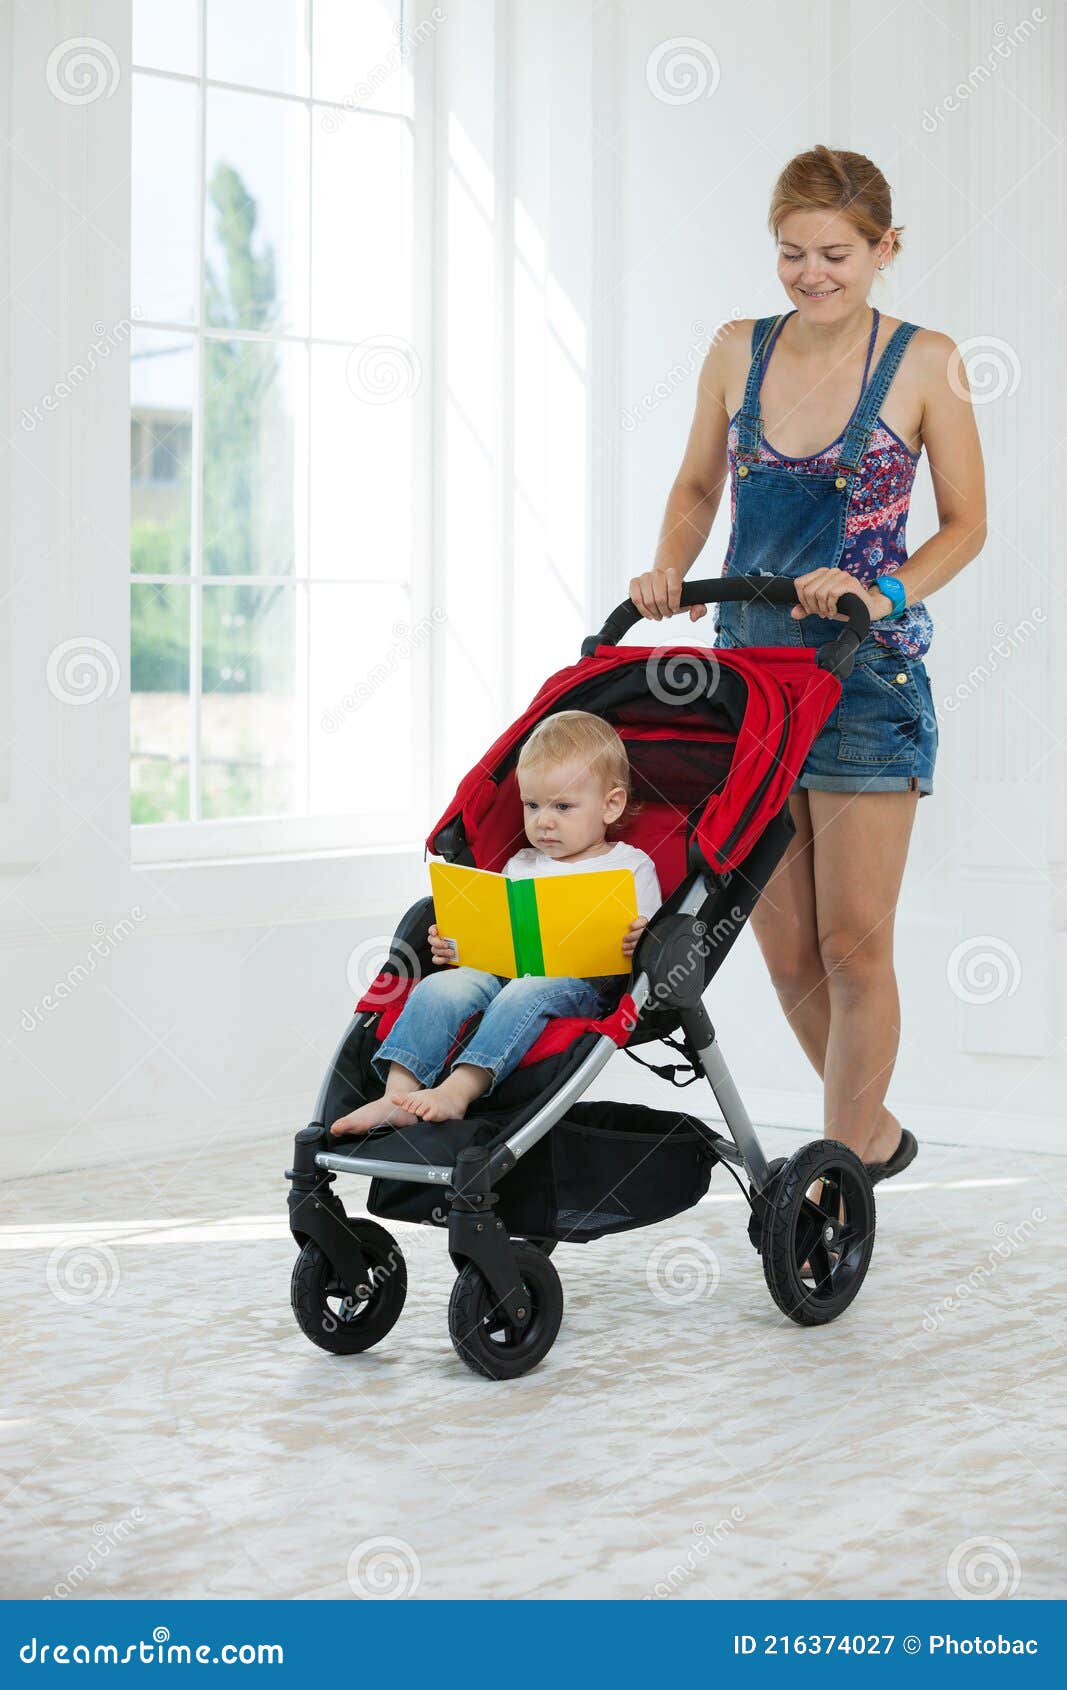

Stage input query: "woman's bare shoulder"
[
  {"left": 882, "top": 317, "right": 956, "bottom": 366},
  {"left": 700, "top": 316, "right": 757, "bottom": 412},
  {"left": 707, "top": 315, "right": 758, "bottom": 361}
]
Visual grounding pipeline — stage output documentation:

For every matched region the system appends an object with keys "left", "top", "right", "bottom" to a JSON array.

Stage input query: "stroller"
[{"left": 286, "top": 577, "right": 878, "bottom": 1379}]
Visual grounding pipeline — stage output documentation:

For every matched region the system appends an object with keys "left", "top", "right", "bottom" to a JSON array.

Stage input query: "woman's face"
[{"left": 776, "top": 210, "right": 892, "bottom": 318}]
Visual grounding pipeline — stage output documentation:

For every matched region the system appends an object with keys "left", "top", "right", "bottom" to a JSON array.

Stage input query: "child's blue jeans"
[{"left": 369, "top": 966, "right": 623, "bottom": 1095}]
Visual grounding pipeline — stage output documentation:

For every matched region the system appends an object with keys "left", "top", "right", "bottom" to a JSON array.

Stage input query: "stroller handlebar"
[{"left": 581, "top": 576, "right": 870, "bottom": 679}]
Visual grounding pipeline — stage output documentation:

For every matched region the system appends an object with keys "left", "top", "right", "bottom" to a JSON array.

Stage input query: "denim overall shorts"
[{"left": 715, "top": 312, "right": 939, "bottom": 798}]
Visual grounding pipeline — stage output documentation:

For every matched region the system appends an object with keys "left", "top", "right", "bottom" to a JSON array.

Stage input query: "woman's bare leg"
[
  {"left": 747, "top": 789, "right": 905, "bottom": 1163},
  {"left": 808, "top": 788, "right": 919, "bottom": 1162}
]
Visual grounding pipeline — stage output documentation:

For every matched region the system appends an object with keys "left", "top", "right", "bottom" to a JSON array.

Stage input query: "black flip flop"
[{"left": 866, "top": 1127, "right": 918, "bottom": 1185}]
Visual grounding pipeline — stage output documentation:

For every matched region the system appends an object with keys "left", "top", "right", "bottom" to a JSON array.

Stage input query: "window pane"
[
  {"left": 131, "top": 330, "right": 194, "bottom": 575},
  {"left": 133, "top": 0, "right": 199, "bottom": 75},
  {"left": 201, "top": 584, "right": 298, "bottom": 819},
  {"left": 312, "top": 0, "right": 410, "bottom": 117},
  {"left": 207, "top": 0, "right": 309, "bottom": 95},
  {"left": 311, "top": 109, "right": 412, "bottom": 343},
  {"left": 132, "top": 582, "right": 191, "bottom": 822},
  {"left": 202, "top": 339, "right": 307, "bottom": 576},
  {"left": 131, "top": 73, "right": 199, "bottom": 323},
  {"left": 309, "top": 583, "right": 415, "bottom": 815},
  {"left": 205, "top": 88, "right": 309, "bottom": 334},
  {"left": 309, "top": 343, "right": 412, "bottom": 581}
]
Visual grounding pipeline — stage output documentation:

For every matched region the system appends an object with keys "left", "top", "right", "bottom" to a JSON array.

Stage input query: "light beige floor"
[{"left": 1, "top": 1125, "right": 1063, "bottom": 1600}]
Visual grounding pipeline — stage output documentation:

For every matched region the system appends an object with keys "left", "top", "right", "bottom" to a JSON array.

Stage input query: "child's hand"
[
  {"left": 427, "top": 922, "right": 457, "bottom": 966},
  {"left": 621, "top": 915, "right": 649, "bottom": 958}
]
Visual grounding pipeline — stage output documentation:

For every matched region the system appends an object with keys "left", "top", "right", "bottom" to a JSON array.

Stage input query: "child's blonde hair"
[{"left": 516, "top": 711, "right": 641, "bottom": 837}]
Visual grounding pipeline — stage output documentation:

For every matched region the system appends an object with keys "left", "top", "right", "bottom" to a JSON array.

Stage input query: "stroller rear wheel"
[
  {"left": 290, "top": 1221, "right": 407, "bottom": 1355},
  {"left": 759, "top": 1140, "right": 875, "bottom": 1325},
  {"left": 448, "top": 1242, "right": 563, "bottom": 1379}
]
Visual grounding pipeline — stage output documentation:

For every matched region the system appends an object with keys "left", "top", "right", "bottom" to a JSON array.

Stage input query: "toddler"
[{"left": 331, "top": 711, "right": 662, "bottom": 1135}]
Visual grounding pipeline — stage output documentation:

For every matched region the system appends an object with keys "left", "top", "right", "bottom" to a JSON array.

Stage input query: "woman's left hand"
[{"left": 789, "top": 567, "right": 891, "bottom": 622}]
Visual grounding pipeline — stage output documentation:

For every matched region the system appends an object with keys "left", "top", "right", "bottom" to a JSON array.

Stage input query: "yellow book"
[{"left": 428, "top": 860, "right": 637, "bottom": 977}]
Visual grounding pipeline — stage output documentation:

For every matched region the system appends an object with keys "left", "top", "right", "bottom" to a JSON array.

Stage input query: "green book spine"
[{"left": 505, "top": 878, "right": 545, "bottom": 977}]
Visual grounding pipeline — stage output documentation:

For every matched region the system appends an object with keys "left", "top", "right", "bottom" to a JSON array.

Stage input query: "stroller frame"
[{"left": 287, "top": 578, "right": 880, "bottom": 1378}]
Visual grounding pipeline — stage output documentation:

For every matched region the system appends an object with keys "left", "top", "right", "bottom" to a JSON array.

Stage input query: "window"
[{"left": 130, "top": 0, "right": 428, "bottom": 857}]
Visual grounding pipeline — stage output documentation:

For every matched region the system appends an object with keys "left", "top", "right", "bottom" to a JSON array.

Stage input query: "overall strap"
[
  {"left": 837, "top": 321, "right": 922, "bottom": 478},
  {"left": 735, "top": 314, "right": 788, "bottom": 462}
]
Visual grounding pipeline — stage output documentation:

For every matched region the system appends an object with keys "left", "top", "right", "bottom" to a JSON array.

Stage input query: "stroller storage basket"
[{"left": 366, "top": 1100, "right": 720, "bottom": 1244}]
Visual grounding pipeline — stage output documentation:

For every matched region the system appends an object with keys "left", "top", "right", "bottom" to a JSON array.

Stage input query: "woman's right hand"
[
  {"left": 427, "top": 922, "right": 457, "bottom": 966},
  {"left": 629, "top": 567, "right": 707, "bottom": 623}
]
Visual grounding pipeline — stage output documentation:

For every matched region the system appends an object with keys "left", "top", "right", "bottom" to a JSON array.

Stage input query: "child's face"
[{"left": 518, "top": 759, "right": 627, "bottom": 860}]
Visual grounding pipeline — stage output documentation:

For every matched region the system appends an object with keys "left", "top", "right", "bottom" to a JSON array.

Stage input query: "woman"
[{"left": 630, "top": 145, "right": 986, "bottom": 1183}]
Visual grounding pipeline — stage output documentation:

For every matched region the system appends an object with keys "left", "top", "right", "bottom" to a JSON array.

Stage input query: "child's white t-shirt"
[{"left": 502, "top": 841, "right": 663, "bottom": 924}]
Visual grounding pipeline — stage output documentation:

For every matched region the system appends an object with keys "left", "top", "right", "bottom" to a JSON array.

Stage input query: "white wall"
[{"left": 1, "top": 0, "right": 1062, "bottom": 1180}]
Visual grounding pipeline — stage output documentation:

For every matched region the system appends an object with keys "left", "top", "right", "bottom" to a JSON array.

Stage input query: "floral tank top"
[{"left": 723, "top": 369, "right": 934, "bottom": 661}]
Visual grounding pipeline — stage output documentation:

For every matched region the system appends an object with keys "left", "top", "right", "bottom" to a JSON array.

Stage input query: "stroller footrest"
[{"left": 316, "top": 1150, "right": 454, "bottom": 1186}]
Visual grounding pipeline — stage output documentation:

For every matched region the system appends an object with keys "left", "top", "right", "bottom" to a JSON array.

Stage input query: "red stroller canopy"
[{"left": 426, "top": 641, "right": 841, "bottom": 897}]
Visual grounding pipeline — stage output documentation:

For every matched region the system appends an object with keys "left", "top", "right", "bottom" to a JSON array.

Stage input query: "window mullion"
[{"left": 189, "top": 0, "right": 209, "bottom": 823}]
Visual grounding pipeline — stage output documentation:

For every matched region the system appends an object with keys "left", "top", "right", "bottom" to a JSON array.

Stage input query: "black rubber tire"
[
  {"left": 290, "top": 1222, "right": 407, "bottom": 1355},
  {"left": 448, "top": 1242, "right": 563, "bottom": 1379},
  {"left": 747, "top": 1157, "right": 787, "bottom": 1253},
  {"left": 521, "top": 1236, "right": 558, "bottom": 1257},
  {"left": 760, "top": 1139, "right": 875, "bottom": 1326}
]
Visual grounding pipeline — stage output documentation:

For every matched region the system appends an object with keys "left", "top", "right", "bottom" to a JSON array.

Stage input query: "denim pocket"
[{"left": 838, "top": 643, "right": 924, "bottom": 764}]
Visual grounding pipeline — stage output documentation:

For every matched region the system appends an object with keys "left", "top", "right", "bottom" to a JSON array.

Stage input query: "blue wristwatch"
[{"left": 871, "top": 573, "right": 906, "bottom": 620}]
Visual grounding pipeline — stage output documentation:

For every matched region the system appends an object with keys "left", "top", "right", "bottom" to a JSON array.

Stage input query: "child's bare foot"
[
  {"left": 392, "top": 1072, "right": 480, "bottom": 1122},
  {"left": 330, "top": 1096, "right": 417, "bottom": 1136}
]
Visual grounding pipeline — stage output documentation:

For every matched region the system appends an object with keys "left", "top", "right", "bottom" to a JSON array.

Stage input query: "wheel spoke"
[
  {"left": 807, "top": 1240, "right": 836, "bottom": 1290},
  {"left": 796, "top": 1196, "right": 826, "bottom": 1267}
]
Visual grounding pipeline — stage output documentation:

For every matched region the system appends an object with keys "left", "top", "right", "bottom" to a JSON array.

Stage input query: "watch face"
[{"left": 878, "top": 578, "right": 904, "bottom": 617}]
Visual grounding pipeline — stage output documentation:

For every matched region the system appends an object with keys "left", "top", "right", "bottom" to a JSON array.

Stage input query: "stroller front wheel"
[
  {"left": 448, "top": 1242, "right": 563, "bottom": 1379},
  {"left": 759, "top": 1140, "right": 875, "bottom": 1326},
  {"left": 290, "top": 1222, "right": 408, "bottom": 1355}
]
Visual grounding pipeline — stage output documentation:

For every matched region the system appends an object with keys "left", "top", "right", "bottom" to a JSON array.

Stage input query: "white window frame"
[{"left": 130, "top": 0, "right": 434, "bottom": 866}]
